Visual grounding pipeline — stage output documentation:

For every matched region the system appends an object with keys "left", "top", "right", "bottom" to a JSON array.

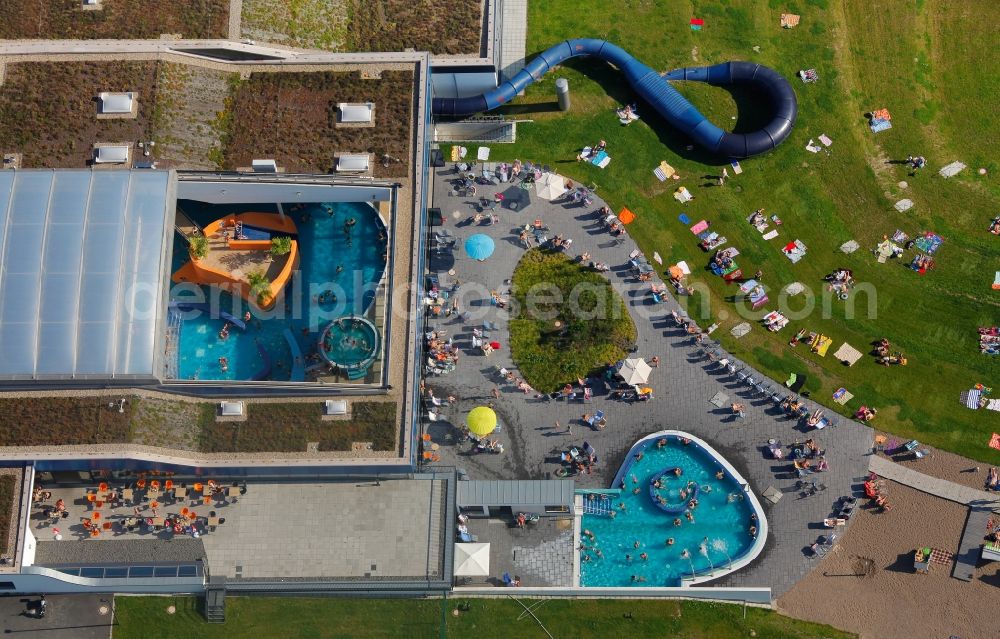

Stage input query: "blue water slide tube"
[
  {"left": 169, "top": 301, "right": 246, "bottom": 331},
  {"left": 432, "top": 39, "right": 797, "bottom": 158}
]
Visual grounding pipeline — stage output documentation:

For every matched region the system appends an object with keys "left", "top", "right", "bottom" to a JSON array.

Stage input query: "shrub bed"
[
  {"left": 0, "top": 0, "right": 229, "bottom": 39},
  {"left": 198, "top": 401, "right": 398, "bottom": 453},
  {"left": 224, "top": 70, "right": 414, "bottom": 178},
  {"left": 0, "top": 397, "right": 132, "bottom": 446},
  {"left": 509, "top": 249, "right": 636, "bottom": 392}
]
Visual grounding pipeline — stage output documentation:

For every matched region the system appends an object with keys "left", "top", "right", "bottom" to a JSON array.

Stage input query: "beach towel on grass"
[
  {"left": 833, "top": 388, "right": 854, "bottom": 405},
  {"left": 654, "top": 161, "right": 675, "bottom": 181},
  {"left": 961, "top": 389, "right": 982, "bottom": 409},
  {"left": 993, "top": 272, "right": 1000, "bottom": 290},
  {"left": 730, "top": 161, "right": 742, "bottom": 175},
  {"left": 675, "top": 187, "right": 694, "bottom": 203},
  {"left": 870, "top": 119, "right": 892, "bottom": 133},
  {"left": 690, "top": 18, "right": 704, "bottom": 30},
  {"left": 781, "top": 13, "right": 800, "bottom": 28},
  {"left": 891, "top": 230, "right": 909, "bottom": 243},
  {"left": 690, "top": 220, "right": 709, "bottom": 235},
  {"left": 939, "top": 161, "right": 966, "bottom": 178},
  {"left": 840, "top": 240, "right": 859, "bottom": 254},
  {"left": 894, "top": 199, "right": 914, "bottom": 212},
  {"left": 762, "top": 230, "right": 779, "bottom": 240},
  {"left": 819, "top": 134, "right": 833, "bottom": 147},
  {"left": 987, "top": 400, "right": 1000, "bottom": 412}
]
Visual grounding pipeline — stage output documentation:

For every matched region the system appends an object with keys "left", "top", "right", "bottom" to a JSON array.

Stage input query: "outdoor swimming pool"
[
  {"left": 171, "top": 200, "right": 387, "bottom": 381},
  {"left": 579, "top": 432, "right": 766, "bottom": 587}
]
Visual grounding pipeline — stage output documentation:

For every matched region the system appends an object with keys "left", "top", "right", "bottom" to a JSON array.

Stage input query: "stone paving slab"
[{"left": 424, "top": 164, "right": 875, "bottom": 597}]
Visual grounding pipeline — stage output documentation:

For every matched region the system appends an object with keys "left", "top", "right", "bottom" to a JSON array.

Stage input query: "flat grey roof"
[
  {"left": 0, "top": 170, "right": 173, "bottom": 380},
  {"left": 456, "top": 480, "right": 575, "bottom": 507}
]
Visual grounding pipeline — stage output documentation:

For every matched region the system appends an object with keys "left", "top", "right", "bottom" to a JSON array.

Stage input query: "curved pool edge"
[{"left": 603, "top": 430, "right": 768, "bottom": 588}]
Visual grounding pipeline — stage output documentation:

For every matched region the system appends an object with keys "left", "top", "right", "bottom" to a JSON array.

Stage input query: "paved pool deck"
[{"left": 423, "top": 163, "right": 874, "bottom": 597}]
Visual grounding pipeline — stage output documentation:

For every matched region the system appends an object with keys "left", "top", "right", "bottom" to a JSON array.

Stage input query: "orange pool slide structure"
[{"left": 172, "top": 212, "right": 299, "bottom": 310}]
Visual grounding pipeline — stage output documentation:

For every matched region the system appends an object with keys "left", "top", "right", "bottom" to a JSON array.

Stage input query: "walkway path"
[
  {"left": 425, "top": 162, "right": 874, "bottom": 597},
  {"left": 868, "top": 455, "right": 999, "bottom": 581},
  {"left": 498, "top": 0, "right": 528, "bottom": 81},
  {"left": 869, "top": 455, "right": 1000, "bottom": 506}
]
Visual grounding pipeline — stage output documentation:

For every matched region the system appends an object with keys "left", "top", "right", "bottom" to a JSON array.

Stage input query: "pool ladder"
[
  {"left": 582, "top": 499, "right": 616, "bottom": 517},
  {"left": 163, "top": 308, "right": 182, "bottom": 379}
]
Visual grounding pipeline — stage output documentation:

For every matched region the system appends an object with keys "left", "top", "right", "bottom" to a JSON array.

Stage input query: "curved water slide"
[{"left": 432, "top": 39, "right": 797, "bottom": 158}]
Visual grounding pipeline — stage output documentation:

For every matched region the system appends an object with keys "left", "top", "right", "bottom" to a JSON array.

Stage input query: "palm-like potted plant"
[
  {"left": 247, "top": 269, "right": 272, "bottom": 307},
  {"left": 188, "top": 234, "right": 209, "bottom": 261},
  {"left": 269, "top": 236, "right": 292, "bottom": 261}
]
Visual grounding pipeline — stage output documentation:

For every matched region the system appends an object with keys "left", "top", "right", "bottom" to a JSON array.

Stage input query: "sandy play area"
[{"left": 777, "top": 481, "right": 1000, "bottom": 639}]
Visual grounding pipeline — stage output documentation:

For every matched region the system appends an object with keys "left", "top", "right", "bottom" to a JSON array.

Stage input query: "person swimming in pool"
[{"left": 219, "top": 357, "right": 228, "bottom": 372}]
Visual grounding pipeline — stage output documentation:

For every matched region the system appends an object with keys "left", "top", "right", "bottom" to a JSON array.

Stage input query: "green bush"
[{"left": 510, "top": 249, "right": 636, "bottom": 392}]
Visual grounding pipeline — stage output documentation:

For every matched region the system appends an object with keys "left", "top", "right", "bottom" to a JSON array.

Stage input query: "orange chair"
[
  {"left": 193, "top": 483, "right": 203, "bottom": 493},
  {"left": 102, "top": 522, "right": 112, "bottom": 531},
  {"left": 90, "top": 529, "right": 100, "bottom": 538},
  {"left": 164, "top": 480, "right": 174, "bottom": 490},
  {"left": 87, "top": 494, "right": 96, "bottom": 503},
  {"left": 203, "top": 496, "right": 211, "bottom": 505},
  {"left": 98, "top": 482, "right": 109, "bottom": 492},
  {"left": 91, "top": 512, "right": 101, "bottom": 521}
]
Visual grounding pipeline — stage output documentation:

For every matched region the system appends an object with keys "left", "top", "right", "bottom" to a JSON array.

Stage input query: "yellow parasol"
[{"left": 466, "top": 406, "right": 498, "bottom": 436}]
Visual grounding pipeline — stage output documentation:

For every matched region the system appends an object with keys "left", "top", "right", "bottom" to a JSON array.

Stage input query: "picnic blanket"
[
  {"left": 875, "top": 240, "right": 900, "bottom": 263},
  {"left": 690, "top": 18, "right": 704, "bottom": 30},
  {"left": 762, "top": 229, "right": 780, "bottom": 240},
  {"left": 840, "top": 240, "right": 860, "bottom": 254},
  {"left": 731, "top": 322, "right": 751, "bottom": 338},
  {"left": 987, "top": 400, "right": 1000, "bottom": 412},
  {"left": 654, "top": 161, "right": 676, "bottom": 181},
  {"left": 819, "top": 134, "right": 833, "bottom": 147},
  {"left": 939, "top": 161, "right": 966, "bottom": 178},
  {"left": 894, "top": 199, "right": 914, "bottom": 212},
  {"left": 781, "top": 13, "right": 801, "bottom": 28},
  {"left": 783, "top": 239, "right": 807, "bottom": 263},
  {"left": 914, "top": 233, "right": 943, "bottom": 254},
  {"left": 869, "top": 111, "right": 892, "bottom": 133},
  {"left": 477, "top": 146, "right": 490, "bottom": 161},
  {"left": 784, "top": 281, "right": 805, "bottom": 296},
  {"left": 891, "top": 230, "right": 910, "bottom": 243},
  {"left": 591, "top": 150, "right": 611, "bottom": 168},
  {"left": 833, "top": 343, "right": 864, "bottom": 366},
  {"left": 675, "top": 187, "right": 694, "bottom": 203},
  {"left": 730, "top": 160, "right": 742, "bottom": 175}
]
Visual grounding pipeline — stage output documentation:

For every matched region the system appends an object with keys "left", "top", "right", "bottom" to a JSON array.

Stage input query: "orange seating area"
[{"left": 172, "top": 212, "right": 299, "bottom": 310}]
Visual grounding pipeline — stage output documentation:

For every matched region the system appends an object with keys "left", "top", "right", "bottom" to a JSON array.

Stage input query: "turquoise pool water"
[
  {"left": 320, "top": 317, "right": 379, "bottom": 370},
  {"left": 172, "top": 201, "right": 387, "bottom": 381},
  {"left": 580, "top": 434, "right": 760, "bottom": 587}
]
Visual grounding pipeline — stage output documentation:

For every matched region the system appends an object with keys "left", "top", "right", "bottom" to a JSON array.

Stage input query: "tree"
[
  {"left": 247, "top": 269, "right": 272, "bottom": 306},
  {"left": 188, "top": 234, "right": 209, "bottom": 260},
  {"left": 269, "top": 235, "right": 292, "bottom": 258}
]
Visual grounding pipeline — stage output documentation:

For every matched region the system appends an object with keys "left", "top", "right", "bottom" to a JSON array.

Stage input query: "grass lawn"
[
  {"left": 113, "top": 596, "right": 855, "bottom": 639},
  {"left": 510, "top": 249, "right": 636, "bottom": 391},
  {"left": 0, "top": 475, "right": 18, "bottom": 554},
  {"left": 477, "top": 0, "right": 999, "bottom": 463}
]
